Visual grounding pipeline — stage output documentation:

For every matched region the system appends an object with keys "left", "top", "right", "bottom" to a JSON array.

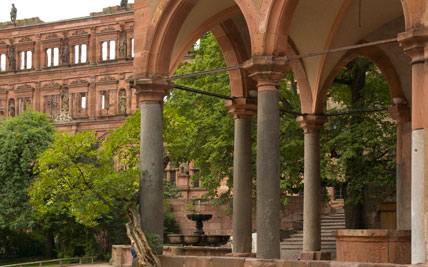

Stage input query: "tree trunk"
[
  {"left": 344, "top": 57, "right": 371, "bottom": 229},
  {"left": 46, "top": 231, "right": 55, "bottom": 258},
  {"left": 126, "top": 208, "right": 161, "bottom": 267}
]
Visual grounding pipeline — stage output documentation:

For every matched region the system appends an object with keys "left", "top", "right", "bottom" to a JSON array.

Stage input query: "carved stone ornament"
[
  {"left": 54, "top": 110, "right": 73, "bottom": 123},
  {"left": 60, "top": 87, "right": 69, "bottom": 111},
  {"left": 72, "top": 29, "right": 88, "bottom": 36}
]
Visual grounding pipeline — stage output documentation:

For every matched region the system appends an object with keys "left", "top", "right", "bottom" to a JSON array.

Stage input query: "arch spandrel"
[
  {"left": 314, "top": 45, "right": 406, "bottom": 114},
  {"left": 134, "top": 0, "right": 261, "bottom": 78}
]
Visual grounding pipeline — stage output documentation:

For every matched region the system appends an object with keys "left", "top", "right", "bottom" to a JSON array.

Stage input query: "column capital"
[
  {"left": 398, "top": 28, "right": 428, "bottom": 62},
  {"left": 134, "top": 77, "right": 172, "bottom": 104},
  {"left": 244, "top": 56, "right": 288, "bottom": 89},
  {"left": 388, "top": 102, "right": 411, "bottom": 123},
  {"left": 297, "top": 115, "right": 328, "bottom": 134},
  {"left": 225, "top": 97, "right": 257, "bottom": 119}
]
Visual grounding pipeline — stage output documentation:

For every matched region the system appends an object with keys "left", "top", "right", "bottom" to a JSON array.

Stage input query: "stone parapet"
[{"left": 335, "top": 229, "right": 411, "bottom": 264}]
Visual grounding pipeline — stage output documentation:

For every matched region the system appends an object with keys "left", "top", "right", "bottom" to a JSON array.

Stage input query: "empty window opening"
[
  {"left": 131, "top": 38, "right": 134, "bottom": 57},
  {"left": 53, "top": 48, "right": 59, "bottom": 66},
  {"left": 1, "top": 54, "right": 6, "bottom": 71},
  {"left": 81, "top": 94, "right": 87, "bottom": 110},
  {"left": 109, "top": 40, "right": 116, "bottom": 60},
  {"left": 102, "top": 42, "right": 108, "bottom": 61},
  {"left": 46, "top": 48, "right": 52, "bottom": 67},
  {"left": 74, "top": 45, "right": 80, "bottom": 64},
  {"left": 101, "top": 94, "right": 105, "bottom": 109},
  {"left": 26, "top": 51, "right": 32, "bottom": 69},
  {"left": 81, "top": 44, "right": 87, "bottom": 63},
  {"left": 20, "top": 51, "right": 25, "bottom": 69}
]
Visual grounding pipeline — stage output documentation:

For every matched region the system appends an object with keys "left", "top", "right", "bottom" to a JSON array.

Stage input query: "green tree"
[
  {"left": 0, "top": 110, "right": 55, "bottom": 230},
  {"left": 165, "top": 33, "right": 235, "bottom": 200},
  {"left": 321, "top": 57, "right": 396, "bottom": 228},
  {"left": 30, "top": 112, "right": 181, "bottom": 266}
]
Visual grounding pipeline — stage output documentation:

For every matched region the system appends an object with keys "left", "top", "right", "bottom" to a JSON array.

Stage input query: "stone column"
[
  {"left": 134, "top": 77, "right": 172, "bottom": 254},
  {"left": 89, "top": 27, "right": 97, "bottom": 65},
  {"left": 245, "top": 56, "right": 287, "bottom": 259},
  {"left": 226, "top": 97, "right": 257, "bottom": 254},
  {"left": 34, "top": 35, "right": 41, "bottom": 71},
  {"left": 398, "top": 29, "right": 428, "bottom": 264},
  {"left": 389, "top": 102, "right": 411, "bottom": 230},
  {"left": 297, "top": 115, "right": 327, "bottom": 253}
]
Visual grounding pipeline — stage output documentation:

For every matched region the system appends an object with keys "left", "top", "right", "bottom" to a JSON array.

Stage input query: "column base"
[{"left": 300, "top": 251, "right": 331, "bottom": 260}]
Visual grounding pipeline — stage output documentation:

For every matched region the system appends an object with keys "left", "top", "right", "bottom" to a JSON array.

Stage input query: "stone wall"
[{"left": 168, "top": 196, "right": 304, "bottom": 236}]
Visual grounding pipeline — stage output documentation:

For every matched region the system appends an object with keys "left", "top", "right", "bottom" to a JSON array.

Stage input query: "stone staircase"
[{"left": 280, "top": 210, "right": 345, "bottom": 260}]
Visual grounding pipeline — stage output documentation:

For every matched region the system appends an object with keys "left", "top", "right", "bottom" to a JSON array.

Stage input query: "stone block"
[
  {"left": 184, "top": 256, "right": 211, "bottom": 267},
  {"left": 300, "top": 251, "right": 331, "bottom": 261},
  {"left": 211, "top": 257, "right": 245, "bottom": 267},
  {"left": 159, "top": 255, "right": 185, "bottom": 267},
  {"left": 244, "top": 258, "right": 277, "bottom": 267},
  {"left": 278, "top": 260, "right": 308, "bottom": 267}
]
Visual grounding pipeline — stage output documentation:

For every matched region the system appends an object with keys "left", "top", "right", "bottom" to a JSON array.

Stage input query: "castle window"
[
  {"left": 109, "top": 40, "right": 116, "bottom": 60},
  {"left": 81, "top": 94, "right": 87, "bottom": 110},
  {"left": 193, "top": 169, "right": 200, "bottom": 188},
  {"left": 20, "top": 51, "right": 25, "bottom": 69},
  {"left": 26, "top": 51, "right": 32, "bottom": 69},
  {"left": 0, "top": 54, "right": 6, "bottom": 71},
  {"left": 170, "top": 170, "right": 176, "bottom": 185},
  {"left": 102, "top": 42, "right": 108, "bottom": 61},
  {"left": 74, "top": 45, "right": 79, "bottom": 64},
  {"left": 46, "top": 48, "right": 59, "bottom": 67},
  {"left": 131, "top": 38, "right": 134, "bottom": 57},
  {"left": 74, "top": 44, "right": 87, "bottom": 64},
  {"left": 20, "top": 51, "right": 32, "bottom": 70},
  {"left": 101, "top": 41, "right": 116, "bottom": 61},
  {"left": 53, "top": 48, "right": 59, "bottom": 66},
  {"left": 81, "top": 44, "right": 87, "bottom": 63}
]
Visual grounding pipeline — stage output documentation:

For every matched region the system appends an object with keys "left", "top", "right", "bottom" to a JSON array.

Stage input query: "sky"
[{"left": 0, "top": 0, "right": 135, "bottom": 23}]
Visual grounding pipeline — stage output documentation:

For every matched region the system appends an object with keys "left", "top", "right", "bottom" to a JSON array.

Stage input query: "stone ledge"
[{"left": 159, "top": 255, "right": 414, "bottom": 267}]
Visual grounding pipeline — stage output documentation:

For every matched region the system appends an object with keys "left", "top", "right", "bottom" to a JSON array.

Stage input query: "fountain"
[{"left": 167, "top": 200, "right": 230, "bottom": 247}]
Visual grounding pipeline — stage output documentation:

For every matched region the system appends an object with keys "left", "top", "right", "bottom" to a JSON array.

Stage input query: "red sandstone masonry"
[{"left": 160, "top": 256, "right": 412, "bottom": 267}]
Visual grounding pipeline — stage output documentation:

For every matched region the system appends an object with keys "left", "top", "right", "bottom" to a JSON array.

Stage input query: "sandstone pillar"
[
  {"left": 297, "top": 115, "right": 327, "bottom": 252},
  {"left": 245, "top": 56, "right": 287, "bottom": 259},
  {"left": 398, "top": 29, "right": 428, "bottom": 264},
  {"left": 135, "top": 77, "right": 172, "bottom": 254},
  {"left": 226, "top": 97, "right": 257, "bottom": 254},
  {"left": 89, "top": 27, "right": 97, "bottom": 65},
  {"left": 389, "top": 103, "right": 411, "bottom": 230}
]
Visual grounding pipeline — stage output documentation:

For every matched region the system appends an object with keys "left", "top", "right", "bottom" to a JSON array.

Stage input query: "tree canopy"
[{"left": 0, "top": 110, "right": 55, "bottom": 230}]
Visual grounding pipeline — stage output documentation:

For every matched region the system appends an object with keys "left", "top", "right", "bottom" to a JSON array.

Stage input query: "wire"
[{"left": 173, "top": 84, "right": 233, "bottom": 100}]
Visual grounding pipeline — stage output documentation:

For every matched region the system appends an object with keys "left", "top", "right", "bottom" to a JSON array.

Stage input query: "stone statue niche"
[
  {"left": 10, "top": 4, "right": 17, "bottom": 26},
  {"left": 61, "top": 39, "right": 70, "bottom": 65},
  {"left": 8, "top": 99, "right": 15, "bottom": 117},
  {"left": 9, "top": 46, "right": 16, "bottom": 71},
  {"left": 118, "top": 89, "right": 126, "bottom": 114},
  {"left": 55, "top": 87, "right": 72, "bottom": 122},
  {"left": 60, "top": 87, "right": 69, "bottom": 111},
  {"left": 119, "top": 32, "right": 127, "bottom": 58}
]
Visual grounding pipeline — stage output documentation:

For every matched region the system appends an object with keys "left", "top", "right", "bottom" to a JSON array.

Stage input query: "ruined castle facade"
[{"left": 0, "top": 5, "right": 136, "bottom": 138}]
